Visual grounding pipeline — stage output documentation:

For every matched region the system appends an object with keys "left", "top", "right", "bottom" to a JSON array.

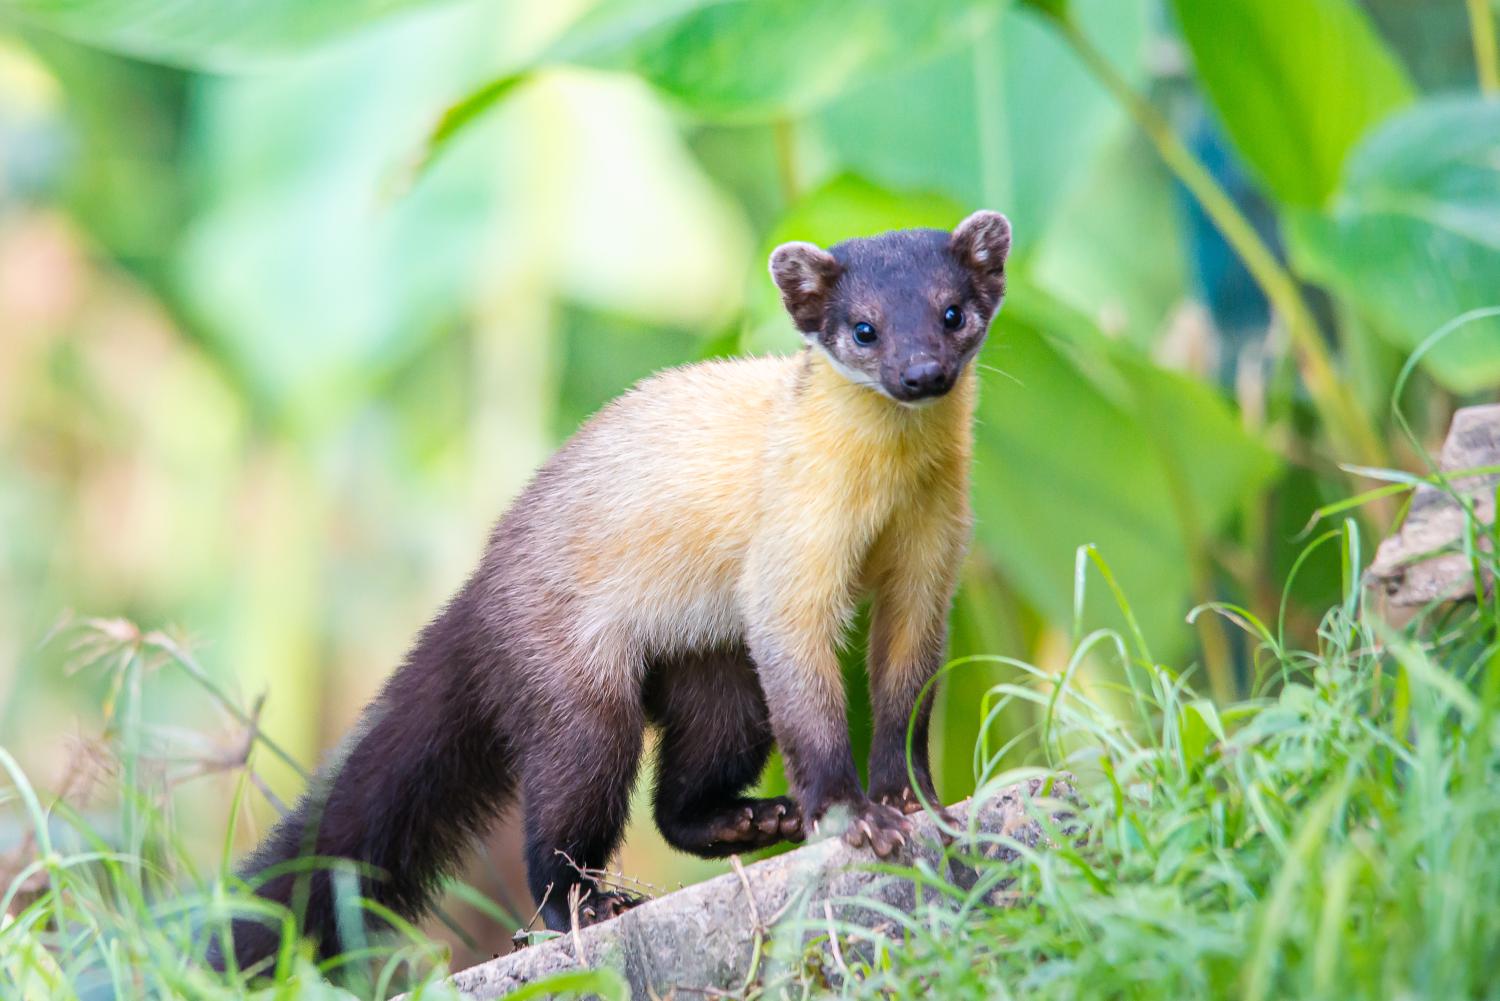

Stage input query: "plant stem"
[
  {"left": 121, "top": 650, "right": 144, "bottom": 866},
  {"left": 1047, "top": 13, "right": 1387, "bottom": 473},
  {"left": 772, "top": 117, "right": 799, "bottom": 205},
  {"left": 149, "top": 634, "right": 312, "bottom": 783},
  {"left": 1468, "top": 0, "right": 1500, "bottom": 94}
]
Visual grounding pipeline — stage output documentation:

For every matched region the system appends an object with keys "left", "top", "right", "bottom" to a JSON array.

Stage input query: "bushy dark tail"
[{"left": 209, "top": 589, "right": 515, "bottom": 971}]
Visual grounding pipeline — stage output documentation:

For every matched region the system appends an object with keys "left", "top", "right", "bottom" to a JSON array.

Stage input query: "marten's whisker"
[{"left": 975, "top": 362, "right": 1023, "bottom": 387}]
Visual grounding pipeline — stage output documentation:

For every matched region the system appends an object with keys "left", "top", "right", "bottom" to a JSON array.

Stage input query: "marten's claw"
[
  {"left": 702, "top": 797, "right": 803, "bottom": 849},
  {"left": 875, "top": 785, "right": 920, "bottom": 815},
  {"left": 839, "top": 800, "right": 911, "bottom": 858},
  {"left": 871, "top": 787, "right": 958, "bottom": 844},
  {"left": 758, "top": 798, "right": 804, "bottom": 839},
  {"left": 874, "top": 784, "right": 956, "bottom": 826}
]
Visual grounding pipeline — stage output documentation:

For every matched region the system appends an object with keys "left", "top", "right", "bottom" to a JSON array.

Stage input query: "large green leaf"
[
  {"left": 421, "top": 0, "right": 1000, "bottom": 165},
  {"left": 173, "top": 5, "right": 509, "bottom": 421},
  {"left": 975, "top": 284, "right": 1278, "bottom": 652},
  {"left": 1030, "top": 130, "right": 1186, "bottom": 350},
  {"left": 0, "top": 0, "right": 452, "bottom": 68},
  {"left": 814, "top": 0, "right": 1146, "bottom": 246},
  {"left": 15, "top": 35, "right": 189, "bottom": 273},
  {"left": 176, "top": 1, "right": 750, "bottom": 423},
  {"left": 578, "top": 0, "right": 995, "bottom": 123},
  {"left": 1170, "top": 0, "right": 1413, "bottom": 207},
  {"left": 1286, "top": 97, "right": 1500, "bottom": 395}
]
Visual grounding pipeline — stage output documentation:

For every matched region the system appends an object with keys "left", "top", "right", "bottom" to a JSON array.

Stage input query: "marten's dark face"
[{"left": 770, "top": 211, "right": 1011, "bottom": 404}]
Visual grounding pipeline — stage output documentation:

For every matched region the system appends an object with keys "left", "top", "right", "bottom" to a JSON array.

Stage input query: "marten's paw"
[
  {"left": 873, "top": 783, "right": 926, "bottom": 815},
  {"left": 577, "top": 889, "right": 641, "bottom": 926},
  {"left": 662, "top": 797, "right": 803, "bottom": 856},
  {"left": 873, "top": 784, "right": 957, "bottom": 822},
  {"left": 832, "top": 800, "right": 912, "bottom": 858},
  {"left": 710, "top": 797, "right": 805, "bottom": 847}
]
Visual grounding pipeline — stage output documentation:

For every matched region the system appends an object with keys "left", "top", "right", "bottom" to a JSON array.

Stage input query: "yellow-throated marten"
[{"left": 215, "top": 210, "right": 1012, "bottom": 969}]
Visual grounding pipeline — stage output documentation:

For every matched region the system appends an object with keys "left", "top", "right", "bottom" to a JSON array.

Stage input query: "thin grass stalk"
[
  {"left": 120, "top": 648, "right": 145, "bottom": 876},
  {"left": 147, "top": 634, "right": 311, "bottom": 784},
  {"left": 772, "top": 117, "right": 800, "bottom": 205},
  {"left": 1468, "top": 0, "right": 1500, "bottom": 94}
]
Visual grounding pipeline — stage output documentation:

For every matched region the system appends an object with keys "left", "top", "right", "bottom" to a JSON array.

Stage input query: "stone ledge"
[{"left": 426, "top": 779, "right": 1063, "bottom": 1000}]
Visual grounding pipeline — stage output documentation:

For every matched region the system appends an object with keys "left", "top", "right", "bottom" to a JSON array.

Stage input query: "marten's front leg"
[
  {"left": 743, "top": 547, "right": 911, "bottom": 856},
  {"left": 749, "top": 629, "right": 911, "bottom": 854},
  {"left": 865, "top": 598, "right": 946, "bottom": 818},
  {"left": 863, "top": 498, "right": 968, "bottom": 823}
]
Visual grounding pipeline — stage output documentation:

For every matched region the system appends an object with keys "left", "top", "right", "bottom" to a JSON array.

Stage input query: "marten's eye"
[
  {"left": 852, "top": 322, "right": 878, "bottom": 346},
  {"left": 943, "top": 305, "right": 965, "bottom": 331}
]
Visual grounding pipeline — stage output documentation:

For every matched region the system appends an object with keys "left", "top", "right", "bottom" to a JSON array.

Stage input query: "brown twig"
[
  {"left": 822, "top": 901, "right": 852, "bottom": 982},
  {"left": 567, "top": 884, "right": 589, "bottom": 966},
  {"left": 729, "top": 855, "right": 763, "bottom": 932}
]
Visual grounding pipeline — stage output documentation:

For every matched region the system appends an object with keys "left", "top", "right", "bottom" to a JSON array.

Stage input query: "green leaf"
[
  {"left": 400, "top": 69, "right": 531, "bottom": 186},
  {"left": 421, "top": 0, "right": 999, "bottom": 168},
  {"left": 0, "top": 0, "right": 449, "bottom": 68},
  {"left": 171, "top": 6, "right": 516, "bottom": 420},
  {"left": 1018, "top": 0, "right": 1068, "bottom": 17},
  {"left": 971, "top": 295, "right": 1278, "bottom": 653},
  {"left": 178, "top": 3, "right": 749, "bottom": 423},
  {"left": 420, "top": 72, "right": 531, "bottom": 167},
  {"left": 602, "top": 0, "right": 995, "bottom": 123},
  {"left": 0, "top": 914, "right": 70, "bottom": 1001},
  {"left": 501, "top": 968, "right": 630, "bottom": 1001},
  {"left": 815, "top": 0, "right": 1148, "bottom": 245},
  {"left": 1170, "top": 0, "right": 1413, "bottom": 207},
  {"left": 1031, "top": 131, "right": 1187, "bottom": 349},
  {"left": 1286, "top": 97, "right": 1500, "bottom": 395},
  {"left": 1180, "top": 698, "right": 1224, "bottom": 772}
]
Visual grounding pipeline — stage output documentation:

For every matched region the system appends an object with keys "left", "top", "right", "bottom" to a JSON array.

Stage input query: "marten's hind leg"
[
  {"left": 521, "top": 670, "right": 646, "bottom": 932},
  {"left": 647, "top": 646, "right": 804, "bottom": 857}
]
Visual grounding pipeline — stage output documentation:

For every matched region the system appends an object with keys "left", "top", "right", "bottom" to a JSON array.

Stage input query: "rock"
[
  {"left": 420, "top": 778, "right": 1068, "bottom": 1000},
  {"left": 1367, "top": 404, "right": 1500, "bottom": 607}
]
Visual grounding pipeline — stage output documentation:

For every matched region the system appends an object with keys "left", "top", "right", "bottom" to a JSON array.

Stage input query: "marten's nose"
[{"left": 900, "top": 359, "right": 947, "bottom": 396}]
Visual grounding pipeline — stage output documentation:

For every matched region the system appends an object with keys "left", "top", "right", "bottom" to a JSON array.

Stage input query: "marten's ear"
[
  {"left": 950, "top": 210, "right": 1011, "bottom": 307},
  {"left": 769, "top": 242, "right": 843, "bottom": 335}
]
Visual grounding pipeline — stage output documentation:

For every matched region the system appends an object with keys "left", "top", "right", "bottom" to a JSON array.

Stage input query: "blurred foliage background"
[{"left": 1, "top": 0, "right": 1496, "bottom": 968}]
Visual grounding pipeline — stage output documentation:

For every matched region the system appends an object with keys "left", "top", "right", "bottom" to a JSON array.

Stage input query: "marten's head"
[{"left": 770, "top": 211, "right": 1011, "bottom": 404}]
